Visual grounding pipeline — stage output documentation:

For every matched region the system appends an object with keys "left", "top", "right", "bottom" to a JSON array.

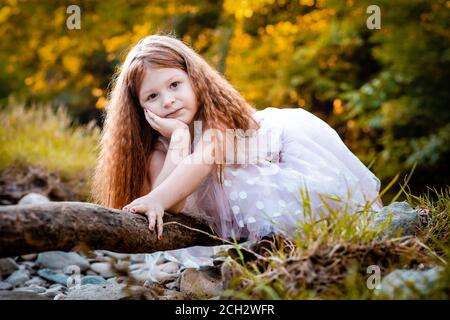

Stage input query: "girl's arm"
[
  {"left": 123, "top": 131, "right": 219, "bottom": 238},
  {"left": 148, "top": 133, "right": 217, "bottom": 213},
  {"left": 149, "top": 128, "right": 191, "bottom": 212}
]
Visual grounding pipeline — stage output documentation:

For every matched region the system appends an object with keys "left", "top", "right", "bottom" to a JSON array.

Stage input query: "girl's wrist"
[
  {"left": 170, "top": 125, "right": 190, "bottom": 140},
  {"left": 147, "top": 187, "right": 170, "bottom": 211},
  {"left": 168, "top": 127, "right": 190, "bottom": 152}
]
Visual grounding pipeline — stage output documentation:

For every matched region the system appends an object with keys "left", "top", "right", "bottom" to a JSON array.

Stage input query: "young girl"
[{"left": 92, "top": 34, "right": 382, "bottom": 242}]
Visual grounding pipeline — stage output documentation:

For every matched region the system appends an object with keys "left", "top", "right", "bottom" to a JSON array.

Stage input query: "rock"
[
  {"left": 373, "top": 201, "right": 420, "bottom": 237},
  {"left": 24, "top": 276, "right": 48, "bottom": 287},
  {"left": 180, "top": 267, "right": 224, "bottom": 298},
  {"left": 18, "top": 192, "right": 50, "bottom": 205},
  {"left": 36, "top": 251, "right": 90, "bottom": 271},
  {"left": 20, "top": 261, "right": 36, "bottom": 271},
  {"left": 90, "top": 262, "right": 115, "bottom": 278},
  {"left": 37, "top": 269, "right": 69, "bottom": 286},
  {"left": 377, "top": 267, "right": 444, "bottom": 299},
  {"left": 129, "top": 254, "right": 147, "bottom": 263},
  {"left": 54, "top": 293, "right": 66, "bottom": 300},
  {"left": 0, "top": 166, "right": 75, "bottom": 205},
  {"left": 20, "top": 254, "right": 38, "bottom": 261},
  {"left": 41, "top": 285, "right": 65, "bottom": 299},
  {"left": 159, "top": 289, "right": 191, "bottom": 300},
  {"left": 159, "top": 261, "right": 181, "bottom": 274},
  {"left": 0, "top": 258, "right": 19, "bottom": 277},
  {"left": 220, "top": 258, "right": 245, "bottom": 290},
  {"left": 65, "top": 282, "right": 129, "bottom": 300},
  {"left": 80, "top": 276, "right": 107, "bottom": 285},
  {"left": 128, "top": 252, "right": 178, "bottom": 284},
  {"left": 130, "top": 263, "right": 178, "bottom": 284},
  {"left": 97, "top": 250, "right": 129, "bottom": 260},
  {"left": 0, "top": 281, "right": 13, "bottom": 290},
  {"left": 87, "top": 252, "right": 108, "bottom": 263},
  {"left": 0, "top": 290, "right": 50, "bottom": 300},
  {"left": 165, "top": 277, "right": 180, "bottom": 291},
  {"left": 14, "top": 285, "right": 46, "bottom": 294},
  {"left": 5, "top": 269, "right": 30, "bottom": 287}
]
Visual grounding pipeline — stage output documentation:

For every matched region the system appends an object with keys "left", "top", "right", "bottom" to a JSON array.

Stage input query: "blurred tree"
[
  {"left": 223, "top": 0, "right": 450, "bottom": 195},
  {"left": 1, "top": 0, "right": 448, "bottom": 194},
  {"left": 0, "top": 0, "right": 225, "bottom": 122}
]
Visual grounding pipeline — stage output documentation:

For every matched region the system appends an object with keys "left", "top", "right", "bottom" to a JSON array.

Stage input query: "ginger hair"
[{"left": 92, "top": 34, "right": 259, "bottom": 209}]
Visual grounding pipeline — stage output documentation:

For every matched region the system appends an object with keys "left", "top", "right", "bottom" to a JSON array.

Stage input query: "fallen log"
[{"left": 0, "top": 202, "right": 224, "bottom": 258}]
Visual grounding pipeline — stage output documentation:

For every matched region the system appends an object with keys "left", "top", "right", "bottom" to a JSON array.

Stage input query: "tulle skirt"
[{"left": 181, "top": 107, "right": 381, "bottom": 241}]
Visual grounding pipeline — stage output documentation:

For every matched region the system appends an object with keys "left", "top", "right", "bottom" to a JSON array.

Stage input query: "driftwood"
[{"left": 0, "top": 202, "right": 224, "bottom": 258}]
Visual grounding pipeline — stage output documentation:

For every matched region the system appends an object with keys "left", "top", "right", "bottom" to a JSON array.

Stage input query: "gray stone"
[
  {"left": 159, "top": 289, "right": 191, "bottom": 300},
  {"left": 5, "top": 269, "right": 30, "bottom": 287},
  {"left": 41, "top": 285, "right": 65, "bottom": 299},
  {"left": 180, "top": 268, "right": 224, "bottom": 298},
  {"left": 24, "top": 276, "right": 48, "bottom": 287},
  {"left": 14, "top": 285, "right": 46, "bottom": 294},
  {"left": 37, "top": 269, "right": 69, "bottom": 286},
  {"left": 53, "top": 293, "right": 66, "bottom": 300},
  {"left": 20, "top": 261, "right": 36, "bottom": 271},
  {"left": 159, "top": 261, "right": 181, "bottom": 274},
  {"left": 65, "top": 282, "right": 129, "bottom": 300},
  {"left": 0, "top": 281, "right": 13, "bottom": 290},
  {"left": 129, "top": 254, "right": 147, "bottom": 263},
  {"left": 90, "top": 262, "right": 114, "bottom": 278},
  {"left": 165, "top": 277, "right": 180, "bottom": 291},
  {"left": 0, "top": 258, "right": 19, "bottom": 277},
  {"left": 80, "top": 275, "right": 107, "bottom": 285},
  {"left": 18, "top": 192, "right": 50, "bottom": 205},
  {"left": 20, "top": 254, "right": 37, "bottom": 261},
  {"left": 97, "top": 250, "right": 129, "bottom": 260},
  {"left": 373, "top": 201, "right": 420, "bottom": 237},
  {"left": 36, "top": 251, "right": 90, "bottom": 271},
  {"left": 377, "top": 267, "right": 444, "bottom": 299},
  {"left": 0, "top": 290, "right": 50, "bottom": 300},
  {"left": 130, "top": 263, "right": 177, "bottom": 284}
]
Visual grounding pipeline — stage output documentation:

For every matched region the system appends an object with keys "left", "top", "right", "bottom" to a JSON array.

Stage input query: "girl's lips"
[{"left": 166, "top": 108, "right": 182, "bottom": 118}]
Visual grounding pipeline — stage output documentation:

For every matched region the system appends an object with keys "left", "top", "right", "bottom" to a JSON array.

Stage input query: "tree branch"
[{"left": 0, "top": 202, "right": 223, "bottom": 258}]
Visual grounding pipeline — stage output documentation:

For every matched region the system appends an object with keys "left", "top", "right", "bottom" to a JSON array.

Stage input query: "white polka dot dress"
[{"left": 180, "top": 107, "right": 381, "bottom": 241}]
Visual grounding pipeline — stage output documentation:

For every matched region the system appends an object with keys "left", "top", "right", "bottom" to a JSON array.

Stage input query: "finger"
[
  {"left": 123, "top": 198, "right": 140, "bottom": 210},
  {"left": 147, "top": 211, "right": 156, "bottom": 232},
  {"left": 122, "top": 205, "right": 133, "bottom": 212},
  {"left": 144, "top": 110, "right": 159, "bottom": 129},
  {"left": 128, "top": 204, "right": 147, "bottom": 214},
  {"left": 145, "top": 109, "right": 161, "bottom": 124},
  {"left": 157, "top": 213, "right": 164, "bottom": 240}
]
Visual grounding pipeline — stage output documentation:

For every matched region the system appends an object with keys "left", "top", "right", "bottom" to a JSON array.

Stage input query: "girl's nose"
[{"left": 162, "top": 94, "right": 176, "bottom": 108}]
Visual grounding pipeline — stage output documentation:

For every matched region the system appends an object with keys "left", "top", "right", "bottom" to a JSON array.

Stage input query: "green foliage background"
[{"left": 1, "top": 0, "right": 449, "bottom": 196}]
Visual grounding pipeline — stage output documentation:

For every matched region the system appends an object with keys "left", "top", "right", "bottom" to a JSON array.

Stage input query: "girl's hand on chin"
[
  {"left": 144, "top": 108, "right": 188, "bottom": 139},
  {"left": 122, "top": 194, "right": 165, "bottom": 240}
]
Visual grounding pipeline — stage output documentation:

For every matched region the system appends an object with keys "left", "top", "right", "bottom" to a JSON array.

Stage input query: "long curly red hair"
[{"left": 92, "top": 34, "right": 260, "bottom": 209}]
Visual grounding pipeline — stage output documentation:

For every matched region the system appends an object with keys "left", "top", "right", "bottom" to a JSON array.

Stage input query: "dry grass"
[
  {"left": 222, "top": 187, "right": 450, "bottom": 300},
  {"left": 0, "top": 101, "right": 100, "bottom": 200}
]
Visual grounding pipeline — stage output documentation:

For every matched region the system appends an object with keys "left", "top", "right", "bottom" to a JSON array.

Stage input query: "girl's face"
[{"left": 138, "top": 67, "right": 199, "bottom": 126}]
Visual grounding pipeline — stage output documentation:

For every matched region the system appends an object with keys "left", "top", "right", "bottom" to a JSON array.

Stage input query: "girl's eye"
[
  {"left": 147, "top": 93, "right": 157, "bottom": 101},
  {"left": 170, "top": 81, "right": 180, "bottom": 89},
  {"left": 147, "top": 81, "right": 181, "bottom": 101}
]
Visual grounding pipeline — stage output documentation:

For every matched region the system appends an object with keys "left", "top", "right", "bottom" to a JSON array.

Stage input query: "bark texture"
[{"left": 0, "top": 202, "right": 223, "bottom": 258}]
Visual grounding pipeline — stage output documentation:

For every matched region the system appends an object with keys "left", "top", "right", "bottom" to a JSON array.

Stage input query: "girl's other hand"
[
  {"left": 144, "top": 108, "right": 188, "bottom": 139},
  {"left": 122, "top": 194, "right": 165, "bottom": 240}
]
